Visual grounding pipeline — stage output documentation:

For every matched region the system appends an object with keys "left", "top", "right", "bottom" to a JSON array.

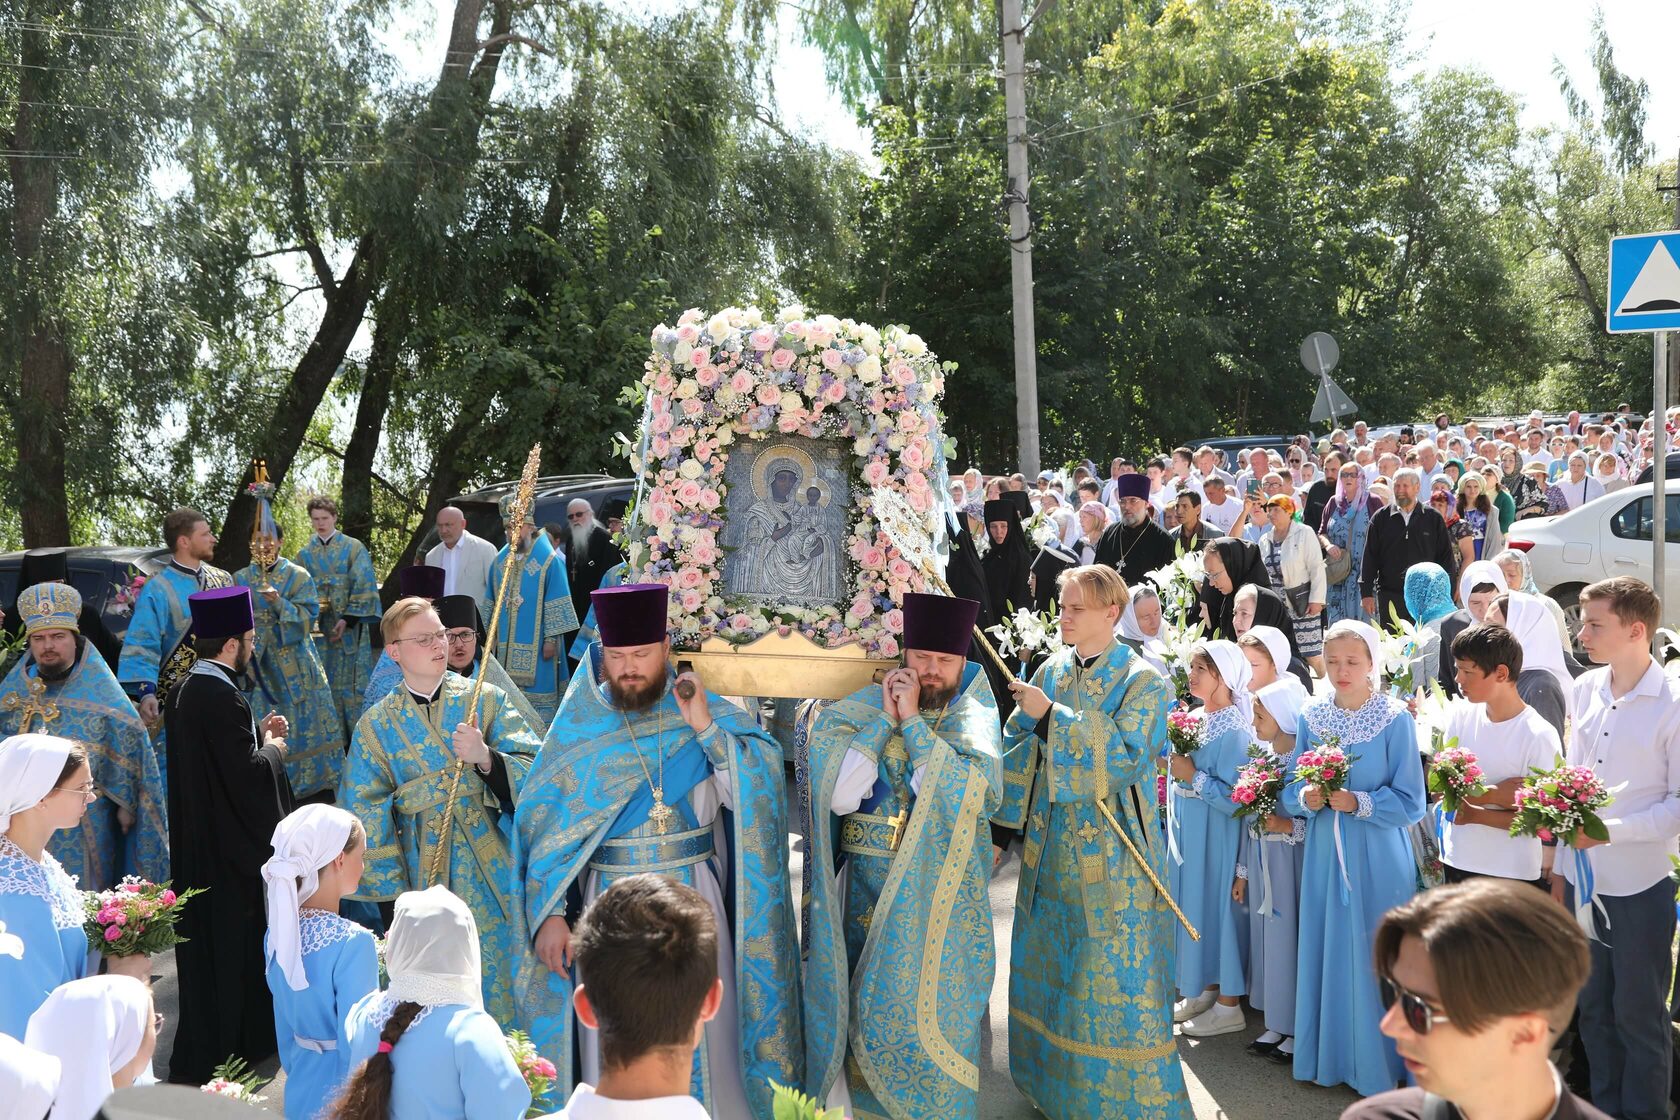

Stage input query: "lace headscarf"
[
  {"left": 24, "top": 976, "right": 151, "bottom": 1120},
  {"left": 1403, "top": 563, "right": 1456, "bottom": 627},
  {"left": 385, "top": 886, "right": 483, "bottom": 1009}
]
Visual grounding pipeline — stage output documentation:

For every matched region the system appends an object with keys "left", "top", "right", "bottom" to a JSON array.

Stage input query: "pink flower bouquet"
[
  {"left": 82, "top": 877, "right": 203, "bottom": 959},
  {"left": 1293, "top": 737, "right": 1356, "bottom": 794},
  {"left": 1508, "top": 761, "right": 1613, "bottom": 844},
  {"left": 1231, "top": 746, "right": 1288, "bottom": 837},
  {"left": 506, "top": 1029, "right": 559, "bottom": 1117},
  {"left": 1166, "top": 706, "right": 1202, "bottom": 758},
  {"left": 1427, "top": 742, "right": 1488, "bottom": 815}
]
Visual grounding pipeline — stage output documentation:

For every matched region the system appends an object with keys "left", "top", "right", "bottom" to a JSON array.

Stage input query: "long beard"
[
  {"left": 608, "top": 673, "right": 668, "bottom": 713},
  {"left": 918, "top": 682, "right": 959, "bottom": 712},
  {"left": 570, "top": 523, "right": 593, "bottom": 553}
]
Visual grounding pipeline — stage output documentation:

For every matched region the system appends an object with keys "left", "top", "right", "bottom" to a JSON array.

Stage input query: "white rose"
[
  {"left": 679, "top": 459, "right": 704, "bottom": 479},
  {"left": 886, "top": 433, "right": 906, "bottom": 451},
  {"left": 902, "top": 333, "right": 927, "bottom": 356},
  {"left": 854, "top": 437, "right": 873, "bottom": 456},
  {"left": 804, "top": 372, "right": 822, "bottom": 396},
  {"left": 856, "top": 356, "right": 882, "bottom": 383},
  {"left": 673, "top": 342, "right": 693, "bottom": 366},
  {"left": 706, "top": 596, "right": 725, "bottom": 613},
  {"left": 716, "top": 428, "right": 735, "bottom": 446},
  {"left": 675, "top": 379, "right": 699, "bottom": 399},
  {"left": 779, "top": 391, "right": 804, "bottom": 412},
  {"left": 741, "top": 306, "right": 764, "bottom": 328},
  {"left": 707, "top": 314, "right": 732, "bottom": 340},
  {"left": 859, "top": 326, "right": 881, "bottom": 354},
  {"left": 814, "top": 314, "right": 841, "bottom": 334},
  {"left": 777, "top": 303, "right": 806, "bottom": 322}
]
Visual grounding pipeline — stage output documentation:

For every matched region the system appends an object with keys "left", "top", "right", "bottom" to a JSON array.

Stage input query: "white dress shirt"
[
  {"left": 1557, "top": 659, "right": 1680, "bottom": 897},
  {"left": 544, "top": 1084, "right": 712, "bottom": 1119},
  {"left": 425, "top": 530, "right": 499, "bottom": 609}
]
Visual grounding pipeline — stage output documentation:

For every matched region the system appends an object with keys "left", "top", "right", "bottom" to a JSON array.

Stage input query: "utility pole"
[
  {"left": 1653, "top": 150, "right": 1678, "bottom": 622},
  {"left": 1001, "top": 0, "right": 1040, "bottom": 477},
  {"left": 1663, "top": 147, "right": 1680, "bottom": 401}
]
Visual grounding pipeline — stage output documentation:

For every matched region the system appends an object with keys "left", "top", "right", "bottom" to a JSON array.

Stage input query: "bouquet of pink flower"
[
  {"left": 82, "top": 877, "right": 204, "bottom": 958},
  {"left": 1508, "top": 760, "right": 1613, "bottom": 844},
  {"left": 1427, "top": 741, "right": 1488, "bottom": 815},
  {"left": 1293, "top": 736, "right": 1356, "bottom": 794},
  {"left": 1231, "top": 746, "right": 1288, "bottom": 837},
  {"left": 202, "top": 1056, "right": 268, "bottom": 1102},
  {"left": 111, "top": 566, "right": 148, "bottom": 615},
  {"left": 1166, "top": 706, "right": 1201, "bottom": 757},
  {"left": 506, "top": 1029, "right": 559, "bottom": 1117}
]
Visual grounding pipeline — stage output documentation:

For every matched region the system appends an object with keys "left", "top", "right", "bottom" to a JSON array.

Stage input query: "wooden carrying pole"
[{"left": 427, "top": 443, "right": 542, "bottom": 887}]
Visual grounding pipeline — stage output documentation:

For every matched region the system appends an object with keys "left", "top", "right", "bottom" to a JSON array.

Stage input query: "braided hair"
[{"left": 330, "top": 1001, "right": 424, "bottom": 1120}]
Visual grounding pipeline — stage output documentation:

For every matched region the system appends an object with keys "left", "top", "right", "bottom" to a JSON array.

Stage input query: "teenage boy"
[
  {"left": 1341, "top": 878, "right": 1609, "bottom": 1120},
  {"left": 1438, "top": 625, "right": 1560, "bottom": 886},
  {"left": 1554, "top": 577, "right": 1680, "bottom": 1120},
  {"left": 547, "top": 874, "right": 722, "bottom": 1119}
]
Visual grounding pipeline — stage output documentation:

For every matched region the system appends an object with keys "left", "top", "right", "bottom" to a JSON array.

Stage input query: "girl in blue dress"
[
  {"left": 1236, "top": 679, "right": 1308, "bottom": 1065},
  {"left": 263, "top": 804, "right": 380, "bottom": 1120},
  {"left": 337, "top": 886, "right": 530, "bottom": 1120},
  {"left": 0, "top": 734, "right": 97, "bottom": 1039},
  {"left": 1284, "top": 620, "right": 1425, "bottom": 1095},
  {"left": 1168, "top": 640, "right": 1252, "bottom": 1037}
]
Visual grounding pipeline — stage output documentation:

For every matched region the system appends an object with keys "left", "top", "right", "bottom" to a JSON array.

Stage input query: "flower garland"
[{"left": 625, "top": 305, "right": 950, "bottom": 658}]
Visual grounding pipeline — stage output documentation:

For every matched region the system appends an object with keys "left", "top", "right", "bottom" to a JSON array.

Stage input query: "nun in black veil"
[
  {"left": 981, "top": 498, "right": 1032, "bottom": 618},
  {"left": 1198, "top": 536, "right": 1270, "bottom": 639}
]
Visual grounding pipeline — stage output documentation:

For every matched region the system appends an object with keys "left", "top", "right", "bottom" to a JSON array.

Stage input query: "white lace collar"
[
  {"left": 299, "top": 909, "right": 363, "bottom": 955},
  {"left": 1197, "top": 704, "right": 1251, "bottom": 745},
  {"left": 1303, "top": 692, "right": 1406, "bottom": 746},
  {"left": 0, "top": 835, "right": 82, "bottom": 930}
]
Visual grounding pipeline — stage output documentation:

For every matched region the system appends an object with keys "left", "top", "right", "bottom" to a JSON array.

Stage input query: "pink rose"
[
  {"left": 111, "top": 911, "right": 127, "bottom": 924},
  {"left": 680, "top": 397, "right": 704, "bottom": 419},
  {"left": 756, "top": 383, "right": 782, "bottom": 406},
  {"left": 868, "top": 389, "right": 887, "bottom": 412},
  {"left": 677, "top": 567, "right": 703, "bottom": 590},
  {"left": 697, "top": 488, "right": 721, "bottom": 511},
  {"left": 862, "top": 460, "right": 890, "bottom": 487},
  {"left": 729, "top": 614, "right": 754, "bottom": 631},
  {"left": 691, "top": 541, "right": 717, "bottom": 564},
  {"left": 689, "top": 347, "right": 709, "bottom": 369},
  {"left": 1536, "top": 827, "right": 1554, "bottom": 842},
  {"left": 730, "top": 371, "right": 754, "bottom": 395},
  {"left": 654, "top": 371, "right": 676, "bottom": 395},
  {"left": 121, "top": 882, "right": 143, "bottom": 892},
  {"left": 769, "top": 348, "right": 797, "bottom": 371},
  {"left": 670, "top": 426, "right": 694, "bottom": 447},
  {"left": 906, "top": 488, "right": 930, "bottom": 512},
  {"left": 159, "top": 889, "right": 176, "bottom": 905},
  {"left": 852, "top": 596, "right": 874, "bottom": 618},
  {"left": 877, "top": 637, "right": 899, "bottom": 658},
  {"left": 680, "top": 588, "right": 703, "bottom": 612},
  {"left": 696, "top": 365, "right": 720, "bottom": 387},
  {"left": 675, "top": 324, "right": 700, "bottom": 343},
  {"left": 533, "top": 1059, "right": 558, "bottom": 1079},
  {"left": 749, "top": 328, "right": 776, "bottom": 351},
  {"left": 650, "top": 411, "right": 674, "bottom": 434},
  {"left": 883, "top": 608, "right": 905, "bottom": 633},
  {"left": 822, "top": 379, "right": 846, "bottom": 403},
  {"left": 902, "top": 443, "right": 927, "bottom": 469},
  {"left": 104, "top": 926, "right": 121, "bottom": 942},
  {"left": 650, "top": 435, "right": 671, "bottom": 458},
  {"left": 888, "top": 558, "right": 913, "bottom": 582},
  {"left": 820, "top": 348, "right": 844, "bottom": 372},
  {"left": 861, "top": 547, "right": 887, "bottom": 569},
  {"left": 777, "top": 412, "right": 804, "bottom": 433},
  {"left": 676, "top": 480, "right": 704, "bottom": 505}
]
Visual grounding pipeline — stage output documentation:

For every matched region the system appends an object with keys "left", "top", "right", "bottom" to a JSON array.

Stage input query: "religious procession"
[{"left": 4, "top": 4, "right": 1680, "bottom": 1120}]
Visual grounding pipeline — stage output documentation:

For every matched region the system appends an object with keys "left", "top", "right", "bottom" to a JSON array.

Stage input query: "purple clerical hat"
[
  {"left": 1113, "top": 474, "right": 1150, "bottom": 502},
  {"left": 188, "top": 586, "right": 255, "bottom": 641},
  {"left": 901, "top": 592, "right": 980, "bottom": 657},
  {"left": 591, "top": 583, "right": 670, "bottom": 647},
  {"left": 398, "top": 565, "right": 445, "bottom": 600}
]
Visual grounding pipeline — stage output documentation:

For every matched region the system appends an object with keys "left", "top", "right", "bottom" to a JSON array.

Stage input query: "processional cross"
[{"left": 2, "top": 676, "right": 60, "bottom": 732}]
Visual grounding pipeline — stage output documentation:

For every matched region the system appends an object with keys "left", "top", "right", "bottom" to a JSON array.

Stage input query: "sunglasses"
[{"left": 1380, "top": 977, "right": 1451, "bottom": 1034}]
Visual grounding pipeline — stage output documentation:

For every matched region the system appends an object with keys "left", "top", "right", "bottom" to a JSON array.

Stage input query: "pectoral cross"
[
  {"left": 2, "top": 677, "right": 60, "bottom": 732},
  {"left": 887, "top": 807, "right": 910, "bottom": 850}
]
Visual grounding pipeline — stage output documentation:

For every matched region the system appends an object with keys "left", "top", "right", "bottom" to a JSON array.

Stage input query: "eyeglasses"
[
  {"left": 391, "top": 630, "right": 448, "bottom": 649},
  {"left": 54, "top": 781, "right": 98, "bottom": 798},
  {"left": 1380, "top": 977, "right": 1451, "bottom": 1034},
  {"left": 568, "top": 511, "right": 590, "bottom": 521},
  {"left": 444, "top": 629, "right": 477, "bottom": 646}
]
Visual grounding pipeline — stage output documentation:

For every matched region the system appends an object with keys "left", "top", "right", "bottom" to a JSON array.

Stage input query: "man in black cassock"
[
  {"left": 1093, "top": 473, "right": 1175, "bottom": 587},
  {"left": 165, "top": 585, "right": 295, "bottom": 1084},
  {"left": 560, "top": 497, "right": 624, "bottom": 625}
]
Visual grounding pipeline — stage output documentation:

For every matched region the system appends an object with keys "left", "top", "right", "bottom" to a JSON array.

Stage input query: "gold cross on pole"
[{"left": 2, "top": 676, "right": 60, "bottom": 732}]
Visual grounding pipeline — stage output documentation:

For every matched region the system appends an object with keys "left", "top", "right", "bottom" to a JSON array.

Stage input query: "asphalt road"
[{"left": 143, "top": 831, "right": 1356, "bottom": 1119}]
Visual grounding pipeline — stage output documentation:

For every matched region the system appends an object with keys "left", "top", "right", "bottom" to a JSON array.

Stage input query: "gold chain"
[{"left": 621, "top": 710, "right": 672, "bottom": 834}]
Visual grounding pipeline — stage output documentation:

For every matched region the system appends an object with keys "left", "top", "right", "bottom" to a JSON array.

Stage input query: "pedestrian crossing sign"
[{"left": 1607, "top": 230, "right": 1680, "bottom": 333}]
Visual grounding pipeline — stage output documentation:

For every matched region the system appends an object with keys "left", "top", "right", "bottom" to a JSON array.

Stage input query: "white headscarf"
[
  {"left": 24, "top": 976, "right": 151, "bottom": 1120},
  {"left": 1325, "top": 619, "right": 1384, "bottom": 689},
  {"left": 1502, "top": 591, "right": 1575, "bottom": 718},
  {"left": 263, "top": 804, "right": 359, "bottom": 991},
  {"left": 385, "top": 886, "right": 483, "bottom": 1009},
  {"left": 1457, "top": 559, "right": 1508, "bottom": 611},
  {"left": 1255, "top": 678, "right": 1309, "bottom": 742},
  {"left": 1244, "top": 625, "right": 1292, "bottom": 684},
  {"left": 1201, "top": 639, "right": 1254, "bottom": 725},
  {"left": 0, "top": 1032, "right": 61, "bottom": 1120},
  {"left": 1117, "top": 587, "right": 1161, "bottom": 643},
  {"left": 0, "top": 735, "right": 75, "bottom": 833}
]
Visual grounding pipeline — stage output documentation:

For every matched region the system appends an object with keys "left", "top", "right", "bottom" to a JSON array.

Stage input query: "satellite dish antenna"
[{"left": 1300, "top": 331, "right": 1357, "bottom": 424}]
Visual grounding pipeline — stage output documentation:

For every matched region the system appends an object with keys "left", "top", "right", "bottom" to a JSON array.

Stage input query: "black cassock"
[
  {"left": 563, "top": 523, "right": 626, "bottom": 623},
  {"left": 164, "top": 658, "right": 294, "bottom": 1084}
]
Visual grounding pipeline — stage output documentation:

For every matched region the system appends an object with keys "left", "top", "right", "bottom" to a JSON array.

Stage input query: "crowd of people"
[{"left": 0, "top": 403, "right": 1676, "bottom": 1120}]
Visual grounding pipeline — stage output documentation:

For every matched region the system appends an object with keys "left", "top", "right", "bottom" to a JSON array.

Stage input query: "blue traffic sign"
[{"left": 1608, "top": 231, "right": 1680, "bottom": 333}]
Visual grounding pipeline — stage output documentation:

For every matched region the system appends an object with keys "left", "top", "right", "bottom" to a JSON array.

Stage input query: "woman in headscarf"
[
  {"left": 1485, "top": 592, "right": 1576, "bottom": 742},
  {"left": 338, "top": 886, "right": 529, "bottom": 1120},
  {"left": 263, "top": 804, "right": 381, "bottom": 1120},
  {"left": 1027, "top": 542, "right": 1077, "bottom": 616},
  {"left": 1401, "top": 563, "right": 1456, "bottom": 687},
  {"left": 1318, "top": 462, "right": 1382, "bottom": 625},
  {"left": 1117, "top": 584, "right": 1170, "bottom": 677},
  {"left": 981, "top": 498, "right": 1032, "bottom": 617},
  {"left": 1499, "top": 446, "right": 1547, "bottom": 521},
  {"left": 23, "top": 976, "right": 156, "bottom": 1120},
  {"left": 0, "top": 1032, "right": 61, "bottom": 1120},
  {"left": 0, "top": 735, "right": 97, "bottom": 1038},
  {"left": 1232, "top": 586, "right": 1314, "bottom": 692},
  {"left": 1491, "top": 548, "right": 1571, "bottom": 651},
  {"left": 1200, "top": 537, "right": 1270, "bottom": 641},
  {"left": 1168, "top": 641, "right": 1253, "bottom": 1038}
]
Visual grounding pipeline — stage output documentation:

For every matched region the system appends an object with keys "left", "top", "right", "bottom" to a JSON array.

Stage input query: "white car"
[{"left": 1504, "top": 482, "right": 1680, "bottom": 637}]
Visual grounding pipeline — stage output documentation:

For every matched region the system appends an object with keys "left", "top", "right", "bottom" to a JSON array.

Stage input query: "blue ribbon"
[{"left": 1573, "top": 846, "right": 1610, "bottom": 942}]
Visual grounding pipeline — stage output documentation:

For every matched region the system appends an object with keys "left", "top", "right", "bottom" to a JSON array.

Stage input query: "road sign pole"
[
  {"left": 1001, "top": 0, "right": 1040, "bottom": 479},
  {"left": 1656, "top": 330, "right": 1669, "bottom": 626}
]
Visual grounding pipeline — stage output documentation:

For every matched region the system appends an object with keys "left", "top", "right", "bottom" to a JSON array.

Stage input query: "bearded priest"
[
  {"left": 801, "top": 591, "right": 1002, "bottom": 1119},
  {"left": 513, "top": 583, "right": 801, "bottom": 1120}
]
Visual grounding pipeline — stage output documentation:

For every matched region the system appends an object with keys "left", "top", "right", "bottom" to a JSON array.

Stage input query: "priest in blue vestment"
[
  {"left": 802, "top": 592, "right": 1002, "bottom": 1119},
  {"left": 296, "top": 497, "right": 383, "bottom": 741},
  {"left": 359, "top": 565, "right": 445, "bottom": 721},
  {"left": 486, "top": 497, "right": 577, "bottom": 724},
  {"left": 0, "top": 583, "right": 168, "bottom": 888},
  {"left": 999, "top": 564, "right": 1191, "bottom": 1120},
  {"left": 344, "top": 594, "right": 541, "bottom": 1024},
  {"left": 513, "top": 583, "right": 801, "bottom": 1120}
]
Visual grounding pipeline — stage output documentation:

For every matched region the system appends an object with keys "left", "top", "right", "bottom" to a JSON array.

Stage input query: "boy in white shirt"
[
  {"left": 1438, "top": 624, "right": 1560, "bottom": 887},
  {"left": 1552, "top": 577, "right": 1680, "bottom": 1120},
  {"left": 544, "top": 875, "right": 722, "bottom": 1120}
]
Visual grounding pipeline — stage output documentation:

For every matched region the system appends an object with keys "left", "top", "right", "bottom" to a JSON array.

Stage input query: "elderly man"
[
  {"left": 1094, "top": 474, "right": 1176, "bottom": 587},
  {"left": 425, "top": 504, "right": 499, "bottom": 612},
  {"left": 1199, "top": 474, "right": 1243, "bottom": 535},
  {"left": 0, "top": 582, "right": 167, "bottom": 888},
  {"left": 1360, "top": 467, "right": 1458, "bottom": 626},
  {"left": 561, "top": 498, "right": 624, "bottom": 627}
]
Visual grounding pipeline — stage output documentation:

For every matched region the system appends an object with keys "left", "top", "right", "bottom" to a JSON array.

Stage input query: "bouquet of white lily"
[
  {"left": 988, "top": 603, "right": 1062, "bottom": 664},
  {"left": 1153, "top": 618, "right": 1206, "bottom": 704},
  {"left": 1144, "top": 550, "right": 1205, "bottom": 630},
  {"left": 1379, "top": 605, "right": 1422, "bottom": 698}
]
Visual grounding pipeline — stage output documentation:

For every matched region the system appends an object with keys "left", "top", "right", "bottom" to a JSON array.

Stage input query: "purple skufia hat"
[
  {"left": 592, "top": 583, "right": 670, "bottom": 647},
  {"left": 1113, "top": 474, "right": 1150, "bottom": 502},
  {"left": 188, "top": 586, "right": 255, "bottom": 640},
  {"left": 398, "top": 565, "right": 445, "bottom": 600},
  {"left": 901, "top": 592, "right": 980, "bottom": 657}
]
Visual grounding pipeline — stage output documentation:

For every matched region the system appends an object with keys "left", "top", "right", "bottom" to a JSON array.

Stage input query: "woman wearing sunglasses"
[{"left": 1340, "top": 878, "right": 1608, "bottom": 1120}]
